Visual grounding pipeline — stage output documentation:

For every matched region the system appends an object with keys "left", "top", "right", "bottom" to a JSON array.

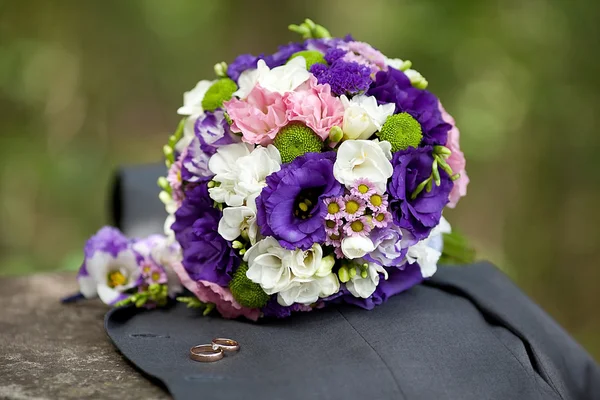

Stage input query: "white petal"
[
  {"left": 78, "top": 275, "right": 97, "bottom": 298},
  {"left": 341, "top": 236, "right": 375, "bottom": 259}
]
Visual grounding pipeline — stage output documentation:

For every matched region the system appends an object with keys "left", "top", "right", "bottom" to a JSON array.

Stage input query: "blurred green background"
[{"left": 1, "top": 0, "right": 598, "bottom": 359}]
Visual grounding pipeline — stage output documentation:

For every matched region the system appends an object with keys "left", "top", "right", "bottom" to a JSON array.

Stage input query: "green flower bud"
[
  {"left": 273, "top": 123, "right": 323, "bottom": 163},
  {"left": 288, "top": 50, "right": 327, "bottom": 69},
  {"left": 229, "top": 264, "right": 270, "bottom": 308},
  {"left": 377, "top": 113, "right": 423, "bottom": 152},
  {"left": 213, "top": 62, "right": 228, "bottom": 78},
  {"left": 328, "top": 126, "right": 343, "bottom": 143},
  {"left": 201, "top": 78, "right": 237, "bottom": 112},
  {"left": 338, "top": 266, "right": 350, "bottom": 283}
]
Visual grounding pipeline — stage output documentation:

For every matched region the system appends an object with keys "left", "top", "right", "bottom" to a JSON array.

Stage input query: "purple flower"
[
  {"left": 305, "top": 36, "right": 353, "bottom": 53},
  {"left": 227, "top": 53, "right": 262, "bottom": 81},
  {"left": 181, "top": 110, "right": 239, "bottom": 183},
  {"left": 324, "top": 47, "right": 347, "bottom": 64},
  {"left": 264, "top": 42, "right": 306, "bottom": 68},
  {"left": 310, "top": 60, "right": 372, "bottom": 96},
  {"left": 256, "top": 152, "right": 343, "bottom": 250},
  {"left": 367, "top": 67, "right": 451, "bottom": 146},
  {"left": 365, "top": 225, "right": 407, "bottom": 267},
  {"left": 261, "top": 297, "right": 313, "bottom": 319},
  {"left": 172, "top": 182, "right": 240, "bottom": 286},
  {"left": 387, "top": 146, "right": 453, "bottom": 241},
  {"left": 342, "top": 262, "right": 423, "bottom": 310}
]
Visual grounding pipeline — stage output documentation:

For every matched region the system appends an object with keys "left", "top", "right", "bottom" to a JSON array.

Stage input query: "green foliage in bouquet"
[{"left": 441, "top": 231, "right": 477, "bottom": 265}]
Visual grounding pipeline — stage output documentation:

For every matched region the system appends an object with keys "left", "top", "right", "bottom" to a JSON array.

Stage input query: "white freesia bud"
[
  {"left": 340, "top": 95, "right": 395, "bottom": 140},
  {"left": 333, "top": 140, "right": 394, "bottom": 192},
  {"left": 315, "top": 254, "right": 336, "bottom": 277},
  {"left": 341, "top": 236, "right": 376, "bottom": 259},
  {"left": 346, "top": 262, "right": 388, "bottom": 299},
  {"left": 404, "top": 69, "right": 428, "bottom": 89},
  {"left": 214, "top": 62, "right": 228, "bottom": 78}
]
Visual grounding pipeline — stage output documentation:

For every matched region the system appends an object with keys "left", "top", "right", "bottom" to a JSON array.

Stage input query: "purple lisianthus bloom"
[
  {"left": 264, "top": 42, "right": 306, "bottom": 68},
  {"left": 181, "top": 110, "right": 239, "bottom": 183},
  {"left": 367, "top": 67, "right": 451, "bottom": 146},
  {"left": 261, "top": 297, "right": 313, "bottom": 319},
  {"left": 310, "top": 60, "right": 372, "bottom": 96},
  {"left": 387, "top": 146, "right": 453, "bottom": 241},
  {"left": 227, "top": 53, "right": 262, "bottom": 82},
  {"left": 172, "top": 182, "right": 240, "bottom": 286},
  {"left": 342, "top": 262, "right": 423, "bottom": 310},
  {"left": 256, "top": 152, "right": 343, "bottom": 250},
  {"left": 365, "top": 225, "right": 408, "bottom": 267}
]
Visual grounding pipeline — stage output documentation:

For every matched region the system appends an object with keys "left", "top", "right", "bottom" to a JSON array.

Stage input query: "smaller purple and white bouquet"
[{"left": 71, "top": 20, "right": 473, "bottom": 320}]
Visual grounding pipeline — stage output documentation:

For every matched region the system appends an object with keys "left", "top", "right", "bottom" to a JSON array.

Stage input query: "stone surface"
[{"left": 0, "top": 272, "right": 169, "bottom": 400}]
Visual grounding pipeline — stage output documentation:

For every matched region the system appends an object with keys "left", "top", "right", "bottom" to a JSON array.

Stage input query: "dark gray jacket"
[{"left": 107, "top": 165, "right": 600, "bottom": 400}]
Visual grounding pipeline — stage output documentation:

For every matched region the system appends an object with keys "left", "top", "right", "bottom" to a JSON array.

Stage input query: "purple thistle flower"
[
  {"left": 227, "top": 53, "right": 262, "bottom": 82},
  {"left": 256, "top": 152, "right": 343, "bottom": 250},
  {"left": 264, "top": 42, "right": 306, "bottom": 68},
  {"left": 367, "top": 67, "right": 451, "bottom": 146},
  {"left": 310, "top": 59, "right": 373, "bottom": 96},
  {"left": 343, "top": 216, "right": 372, "bottom": 237},
  {"left": 387, "top": 146, "right": 453, "bottom": 241},
  {"left": 341, "top": 194, "right": 366, "bottom": 220},
  {"left": 171, "top": 181, "right": 240, "bottom": 286}
]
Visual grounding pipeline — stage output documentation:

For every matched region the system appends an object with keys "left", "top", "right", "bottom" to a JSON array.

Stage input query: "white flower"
[
  {"left": 175, "top": 114, "right": 200, "bottom": 153},
  {"left": 341, "top": 236, "right": 376, "bottom": 259},
  {"left": 277, "top": 273, "right": 340, "bottom": 306},
  {"left": 177, "top": 80, "right": 215, "bottom": 116},
  {"left": 234, "top": 57, "right": 309, "bottom": 98},
  {"left": 339, "top": 95, "right": 395, "bottom": 140},
  {"left": 346, "top": 262, "right": 388, "bottom": 299},
  {"left": 78, "top": 249, "right": 141, "bottom": 304},
  {"left": 288, "top": 243, "right": 323, "bottom": 279},
  {"left": 245, "top": 237, "right": 293, "bottom": 295},
  {"left": 404, "top": 69, "right": 428, "bottom": 89},
  {"left": 405, "top": 217, "right": 452, "bottom": 278},
  {"left": 163, "top": 214, "right": 176, "bottom": 242},
  {"left": 208, "top": 143, "right": 281, "bottom": 206},
  {"left": 217, "top": 193, "right": 259, "bottom": 245},
  {"left": 333, "top": 140, "right": 394, "bottom": 192},
  {"left": 147, "top": 237, "right": 184, "bottom": 296},
  {"left": 384, "top": 57, "right": 411, "bottom": 71}
]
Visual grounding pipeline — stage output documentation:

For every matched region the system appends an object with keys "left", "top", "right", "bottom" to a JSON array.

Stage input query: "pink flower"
[
  {"left": 439, "top": 102, "right": 469, "bottom": 208},
  {"left": 339, "top": 41, "right": 388, "bottom": 73},
  {"left": 284, "top": 76, "right": 344, "bottom": 141},
  {"left": 167, "top": 151, "right": 185, "bottom": 206},
  {"left": 224, "top": 84, "right": 287, "bottom": 146},
  {"left": 171, "top": 261, "right": 260, "bottom": 321}
]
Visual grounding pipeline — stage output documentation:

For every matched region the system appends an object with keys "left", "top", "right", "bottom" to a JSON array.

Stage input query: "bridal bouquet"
[{"left": 73, "top": 20, "right": 472, "bottom": 320}]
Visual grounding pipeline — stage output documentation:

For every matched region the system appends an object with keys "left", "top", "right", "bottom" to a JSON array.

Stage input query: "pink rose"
[
  {"left": 284, "top": 76, "right": 345, "bottom": 141},
  {"left": 340, "top": 41, "right": 388, "bottom": 73},
  {"left": 172, "top": 261, "right": 260, "bottom": 321},
  {"left": 439, "top": 102, "right": 469, "bottom": 208},
  {"left": 224, "top": 84, "right": 287, "bottom": 146}
]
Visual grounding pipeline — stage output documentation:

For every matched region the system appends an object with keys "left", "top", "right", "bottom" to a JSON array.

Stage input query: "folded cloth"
[{"left": 108, "top": 165, "right": 600, "bottom": 400}]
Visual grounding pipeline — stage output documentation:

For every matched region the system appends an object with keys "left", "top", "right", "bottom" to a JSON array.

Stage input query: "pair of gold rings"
[{"left": 189, "top": 338, "right": 240, "bottom": 363}]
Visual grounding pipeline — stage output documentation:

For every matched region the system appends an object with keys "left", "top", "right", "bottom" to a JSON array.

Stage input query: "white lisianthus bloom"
[
  {"left": 234, "top": 57, "right": 309, "bottom": 98},
  {"left": 339, "top": 95, "right": 395, "bottom": 140},
  {"left": 405, "top": 217, "right": 452, "bottom": 278},
  {"left": 80, "top": 249, "right": 141, "bottom": 304},
  {"left": 245, "top": 237, "right": 293, "bottom": 295},
  {"left": 346, "top": 262, "right": 388, "bottom": 299},
  {"left": 217, "top": 193, "right": 259, "bottom": 245},
  {"left": 341, "top": 236, "right": 376, "bottom": 259},
  {"left": 177, "top": 80, "right": 215, "bottom": 116},
  {"left": 277, "top": 273, "right": 340, "bottom": 306},
  {"left": 208, "top": 143, "right": 281, "bottom": 206},
  {"left": 333, "top": 140, "right": 394, "bottom": 192}
]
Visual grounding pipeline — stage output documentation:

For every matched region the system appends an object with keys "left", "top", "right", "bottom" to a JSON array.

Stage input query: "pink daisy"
[
  {"left": 351, "top": 178, "right": 377, "bottom": 200},
  {"left": 324, "top": 218, "right": 343, "bottom": 235},
  {"left": 371, "top": 210, "right": 392, "bottom": 228},
  {"left": 342, "top": 194, "right": 366, "bottom": 220},
  {"left": 323, "top": 197, "right": 346, "bottom": 220},
  {"left": 343, "top": 217, "right": 372, "bottom": 237},
  {"left": 367, "top": 193, "right": 389, "bottom": 212}
]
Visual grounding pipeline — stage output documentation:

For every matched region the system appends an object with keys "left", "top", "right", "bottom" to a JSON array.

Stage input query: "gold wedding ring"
[
  {"left": 190, "top": 344, "right": 224, "bottom": 362},
  {"left": 212, "top": 338, "right": 240, "bottom": 352}
]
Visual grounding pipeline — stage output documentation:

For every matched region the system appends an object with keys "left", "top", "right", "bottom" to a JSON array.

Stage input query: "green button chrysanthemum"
[
  {"left": 273, "top": 123, "right": 323, "bottom": 163},
  {"left": 288, "top": 50, "right": 327, "bottom": 69},
  {"left": 201, "top": 78, "right": 237, "bottom": 112},
  {"left": 377, "top": 112, "right": 423, "bottom": 152},
  {"left": 229, "top": 263, "right": 270, "bottom": 309}
]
